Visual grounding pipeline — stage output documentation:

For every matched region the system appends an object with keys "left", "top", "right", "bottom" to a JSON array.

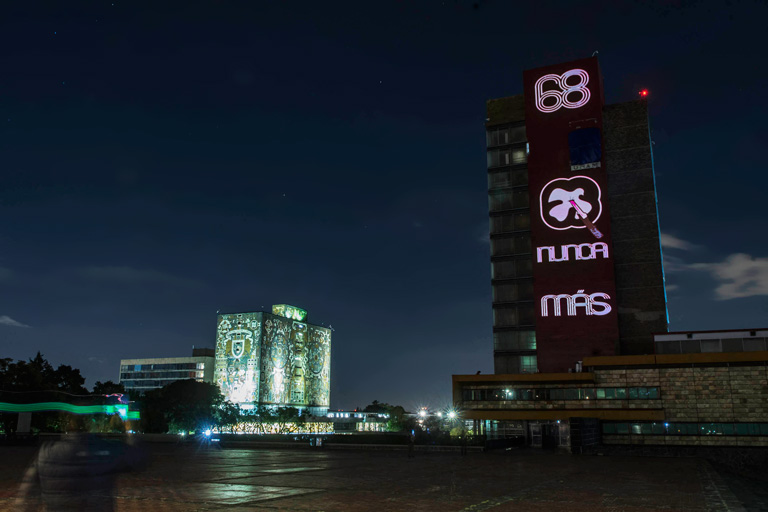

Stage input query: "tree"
[
  {"left": 137, "top": 379, "right": 237, "bottom": 434},
  {"left": 361, "top": 400, "right": 408, "bottom": 432},
  {"left": 51, "top": 364, "right": 88, "bottom": 395},
  {"left": 363, "top": 400, "right": 388, "bottom": 413},
  {"left": 0, "top": 353, "right": 90, "bottom": 433},
  {"left": 92, "top": 380, "right": 125, "bottom": 395}
]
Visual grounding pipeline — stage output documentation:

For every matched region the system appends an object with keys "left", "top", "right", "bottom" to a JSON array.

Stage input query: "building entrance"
[{"left": 529, "top": 421, "right": 570, "bottom": 449}]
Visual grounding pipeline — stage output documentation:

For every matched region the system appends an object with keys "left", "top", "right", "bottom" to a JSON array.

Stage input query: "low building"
[
  {"left": 119, "top": 348, "right": 215, "bottom": 393},
  {"left": 325, "top": 411, "right": 390, "bottom": 433},
  {"left": 453, "top": 329, "right": 768, "bottom": 450}
]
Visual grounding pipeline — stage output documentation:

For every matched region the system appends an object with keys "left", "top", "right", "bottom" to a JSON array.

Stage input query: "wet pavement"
[{"left": 0, "top": 443, "right": 760, "bottom": 511}]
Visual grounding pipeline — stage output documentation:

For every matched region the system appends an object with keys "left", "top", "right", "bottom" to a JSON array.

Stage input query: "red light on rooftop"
[{"left": 639, "top": 89, "right": 649, "bottom": 98}]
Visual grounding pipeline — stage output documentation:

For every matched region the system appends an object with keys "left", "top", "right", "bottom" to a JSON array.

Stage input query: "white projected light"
[
  {"left": 540, "top": 290, "right": 612, "bottom": 317},
  {"left": 535, "top": 69, "right": 591, "bottom": 113}
]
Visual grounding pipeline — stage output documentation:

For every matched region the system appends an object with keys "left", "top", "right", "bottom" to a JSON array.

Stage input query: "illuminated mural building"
[
  {"left": 454, "top": 57, "right": 768, "bottom": 451},
  {"left": 215, "top": 305, "right": 331, "bottom": 416}
]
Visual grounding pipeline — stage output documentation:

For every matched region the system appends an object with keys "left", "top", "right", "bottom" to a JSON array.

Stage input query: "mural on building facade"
[
  {"left": 215, "top": 313, "right": 262, "bottom": 405},
  {"left": 216, "top": 307, "right": 331, "bottom": 409}
]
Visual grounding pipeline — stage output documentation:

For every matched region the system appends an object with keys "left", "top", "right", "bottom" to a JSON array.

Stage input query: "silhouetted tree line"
[{"left": 0, "top": 353, "right": 239, "bottom": 435}]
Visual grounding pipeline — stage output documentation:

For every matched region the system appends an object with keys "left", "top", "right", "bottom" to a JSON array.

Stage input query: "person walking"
[{"left": 15, "top": 414, "right": 146, "bottom": 511}]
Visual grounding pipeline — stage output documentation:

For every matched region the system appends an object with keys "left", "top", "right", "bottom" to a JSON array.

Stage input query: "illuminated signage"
[
  {"left": 534, "top": 69, "right": 591, "bottom": 113},
  {"left": 540, "top": 290, "right": 612, "bottom": 317},
  {"left": 539, "top": 176, "right": 602, "bottom": 231},
  {"left": 524, "top": 57, "right": 620, "bottom": 371},
  {"left": 536, "top": 242, "right": 609, "bottom": 263}
]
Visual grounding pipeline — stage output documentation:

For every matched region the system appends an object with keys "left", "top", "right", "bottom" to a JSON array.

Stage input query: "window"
[
  {"left": 520, "top": 356, "right": 537, "bottom": 373},
  {"left": 488, "top": 169, "right": 527, "bottom": 189},
  {"left": 491, "top": 259, "right": 516, "bottom": 278},
  {"left": 487, "top": 126, "right": 526, "bottom": 147},
  {"left": 743, "top": 338, "right": 766, "bottom": 351},
  {"left": 491, "top": 238, "right": 514, "bottom": 256},
  {"left": 493, "top": 331, "right": 518, "bottom": 351},
  {"left": 519, "top": 330, "right": 536, "bottom": 350},
  {"left": 515, "top": 258, "right": 532, "bottom": 277},
  {"left": 514, "top": 236, "right": 532, "bottom": 254},
  {"left": 493, "top": 306, "right": 517, "bottom": 326},
  {"left": 514, "top": 213, "right": 530, "bottom": 230},
  {"left": 489, "top": 192, "right": 514, "bottom": 211},
  {"left": 492, "top": 330, "right": 534, "bottom": 351},
  {"left": 517, "top": 304, "right": 535, "bottom": 326},
  {"left": 490, "top": 216, "right": 515, "bottom": 233},
  {"left": 487, "top": 148, "right": 527, "bottom": 168},
  {"left": 518, "top": 388, "right": 533, "bottom": 399},
  {"left": 568, "top": 127, "right": 601, "bottom": 170},
  {"left": 493, "top": 283, "right": 519, "bottom": 302}
]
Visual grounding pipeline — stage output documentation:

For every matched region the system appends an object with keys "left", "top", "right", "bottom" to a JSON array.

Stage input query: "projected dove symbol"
[{"left": 539, "top": 176, "right": 603, "bottom": 235}]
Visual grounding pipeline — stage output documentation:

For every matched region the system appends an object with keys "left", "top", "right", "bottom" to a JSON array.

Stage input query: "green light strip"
[{"left": 0, "top": 401, "right": 139, "bottom": 419}]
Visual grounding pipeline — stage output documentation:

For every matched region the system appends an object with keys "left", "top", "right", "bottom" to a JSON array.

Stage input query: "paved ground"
[{"left": 0, "top": 442, "right": 757, "bottom": 511}]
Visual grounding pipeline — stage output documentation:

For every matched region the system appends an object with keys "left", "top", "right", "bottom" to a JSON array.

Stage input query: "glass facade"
[
  {"left": 656, "top": 336, "right": 768, "bottom": 354},
  {"left": 603, "top": 422, "right": 768, "bottom": 436},
  {"left": 462, "top": 386, "right": 660, "bottom": 401},
  {"left": 488, "top": 118, "right": 536, "bottom": 374},
  {"left": 119, "top": 361, "right": 208, "bottom": 392}
]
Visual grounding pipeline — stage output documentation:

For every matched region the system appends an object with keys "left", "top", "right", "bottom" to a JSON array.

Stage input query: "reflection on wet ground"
[{"left": 0, "top": 443, "right": 760, "bottom": 511}]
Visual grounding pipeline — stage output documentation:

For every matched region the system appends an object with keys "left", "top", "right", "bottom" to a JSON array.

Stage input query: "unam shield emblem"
[{"left": 232, "top": 339, "right": 244, "bottom": 358}]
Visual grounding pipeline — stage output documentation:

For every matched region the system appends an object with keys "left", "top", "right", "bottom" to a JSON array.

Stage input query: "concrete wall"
[{"left": 603, "top": 100, "right": 668, "bottom": 355}]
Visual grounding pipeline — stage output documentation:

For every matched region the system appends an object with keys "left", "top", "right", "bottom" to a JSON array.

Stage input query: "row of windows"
[
  {"left": 494, "top": 331, "right": 536, "bottom": 351},
  {"left": 121, "top": 363, "right": 203, "bottom": 371},
  {"left": 120, "top": 371, "right": 203, "bottom": 380},
  {"left": 488, "top": 168, "right": 528, "bottom": 190},
  {"left": 655, "top": 337, "right": 768, "bottom": 355},
  {"left": 487, "top": 147, "right": 528, "bottom": 168},
  {"left": 494, "top": 354, "right": 538, "bottom": 374},
  {"left": 491, "top": 236, "right": 532, "bottom": 259},
  {"left": 491, "top": 257, "right": 532, "bottom": 279},
  {"left": 122, "top": 378, "right": 204, "bottom": 388},
  {"left": 493, "top": 280, "right": 534, "bottom": 303},
  {"left": 490, "top": 214, "right": 531, "bottom": 235},
  {"left": 494, "top": 304, "right": 535, "bottom": 327},
  {"left": 489, "top": 189, "right": 530, "bottom": 212},
  {"left": 462, "top": 387, "right": 660, "bottom": 402},
  {"left": 603, "top": 422, "right": 768, "bottom": 436},
  {"left": 487, "top": 126, "right": 526, "bottom": 147}
]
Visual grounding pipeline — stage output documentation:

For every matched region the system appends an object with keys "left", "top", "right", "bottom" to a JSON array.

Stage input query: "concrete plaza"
[{"left": 0, "top": 443, "right": 760, "bottom": 511}]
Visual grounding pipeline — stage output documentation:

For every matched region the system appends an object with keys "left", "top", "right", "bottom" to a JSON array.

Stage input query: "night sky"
[{"left": 2, "top": 1, "right": 766, "bottom": 411}]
